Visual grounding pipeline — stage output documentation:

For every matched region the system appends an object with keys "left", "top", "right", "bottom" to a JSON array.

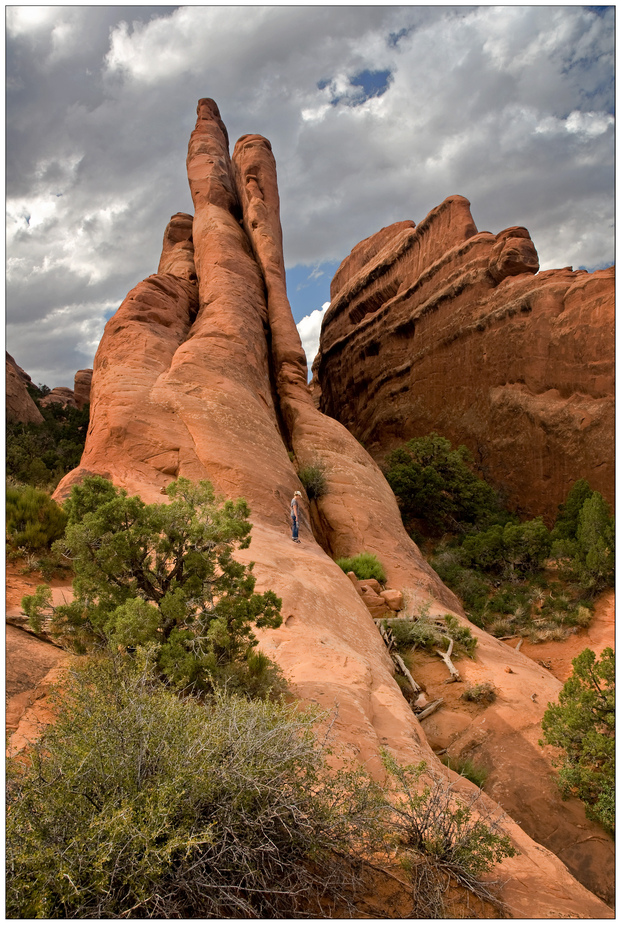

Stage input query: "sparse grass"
[
  {"left": 461, "top": 682, "right": 496, "bottom": 704},
  {"left": 441, "top": 755, "right": 489, "bottom": 790}
]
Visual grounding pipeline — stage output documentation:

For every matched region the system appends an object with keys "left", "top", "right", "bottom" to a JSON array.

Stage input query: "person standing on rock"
[{"left": 290, "top": 490, "right": 303, "bottom": 543}]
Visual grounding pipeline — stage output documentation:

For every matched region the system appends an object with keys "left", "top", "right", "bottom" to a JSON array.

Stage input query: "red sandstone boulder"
[{"left": 314, "top": 199, "right": 614, "bottom": 523}]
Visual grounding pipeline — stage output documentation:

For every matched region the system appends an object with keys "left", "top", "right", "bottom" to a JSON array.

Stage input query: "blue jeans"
[{"left": 291, "top": 515, "right": 298, "bottom": 539}]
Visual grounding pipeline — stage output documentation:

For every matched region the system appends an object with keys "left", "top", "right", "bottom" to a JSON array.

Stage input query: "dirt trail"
[{"left": 515, "top": 589, "right": 615, "bottom": 682}]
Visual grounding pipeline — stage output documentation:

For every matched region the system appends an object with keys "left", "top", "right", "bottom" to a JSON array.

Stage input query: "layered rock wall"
[
  {"left": 314, "top": 199, "right": 614, "bottom": 522},
  {"left": 51, "top": 102, "right": 613, "bottom": 916}
]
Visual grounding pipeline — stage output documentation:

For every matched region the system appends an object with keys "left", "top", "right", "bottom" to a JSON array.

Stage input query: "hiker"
[{"left": 290, "top": 490, "right": 302, "bottom": 543}]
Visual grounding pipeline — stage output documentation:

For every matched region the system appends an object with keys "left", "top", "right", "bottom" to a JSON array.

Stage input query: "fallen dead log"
[
  {"left": 435, "top": 636, "right": 461, "bottom": 682},
  {"left": 416, "top": 698, "right": 444, "bottom": 720},
  {"left": 391, "top": 650, "right": 422, "bottom": 694}
]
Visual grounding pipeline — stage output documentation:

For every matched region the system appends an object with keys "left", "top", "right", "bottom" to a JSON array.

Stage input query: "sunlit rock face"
[
  {"left": 313, "top": 198, "right": 614, "bottom": 523},
  {"left": 51, "top": 101, "right": 613, "bottom": 916}
]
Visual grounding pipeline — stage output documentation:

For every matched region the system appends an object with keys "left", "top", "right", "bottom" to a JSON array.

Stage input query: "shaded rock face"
[
  {"left": 6, "top": 352, "right": 43, "bottom": 424},
  {"left": 313, "top": 198, "right": 614, "bottom": 522},
  {"left": 73, "top": 369, "right": 93, "bottom": 410},
  {"left": 51, "top": 101, "right": 613, "bottom": 916}
]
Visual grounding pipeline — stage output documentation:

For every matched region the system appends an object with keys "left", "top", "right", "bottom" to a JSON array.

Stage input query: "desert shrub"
[
  {"left": 460, "top": 518, "right": 551, "bottom": 580},
  {"left": 441, "top": 755, "right": 489, "bottom": 790},
  {"left": 384, "top": 433, "right": 503, "bottom": 535},
  {"left": 386, "top": 612, "right": 476, "bottom": 659},
  {"left": 382, "top": 752, "right": 515, "bottom": 914},
  {"left": 541, "top": 647, "right": 615, "bottom": 833},
  {"left": 297, "top": 461, "right": 328, "bottom": 500},
  {"left": 336, "top": 551, "right": 387, "bottom": 583},
  {"left": 461, "top": 682, "right": 496, "bottom": 704},
  {"left": 6, "top": 651, "right": 383, "bottom": 919},
  {"left": 22, "top": 476, "right": 283, "bottom": 696},
  {"left": 6, "top": 485, "right": 68, "bottom": 553}
]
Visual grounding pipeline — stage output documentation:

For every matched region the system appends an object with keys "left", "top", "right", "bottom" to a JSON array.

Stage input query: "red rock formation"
[
  {"left": 39, "top": 386, "right": 77, "bottom": 409},
  {"left": 314, "top": 198, "right": 614, "bottom": 523},
  {"left": 49, "top": 102, "right": 613, "bottom": 916},
  {"left": 6, "top": 352, "right": 43, "bottom": 424},
  {"left": 73, "top": 369, "right": 93, "bottom": 410}
]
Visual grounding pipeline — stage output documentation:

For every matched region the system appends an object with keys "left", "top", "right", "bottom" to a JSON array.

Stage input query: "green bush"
[
  {"left": 384, "top": 433, "right": 503, "bottom": 535},
  {"left": 6, "top": 485, "right": 68, "bottom": 552},
  {"left": 541, "top": 647, "right": 614, "bottom": 833},
  {"left": 382, "top": 752, "right": 515, "bottom": 912},
  {"left": 6, "top": 651, "right": 382, "bottom": 919},
  {"left": 297, "top": 462, "right": 328, "bottom": 501},
  {"left": 23, "top": 476, "right": 283, "bottom": 696},
  {"left": 336, "top": 551, "right": 387, "bottom": 583},
  {"left": 385, "top": 612, "right": 476, "bottom": 659}
]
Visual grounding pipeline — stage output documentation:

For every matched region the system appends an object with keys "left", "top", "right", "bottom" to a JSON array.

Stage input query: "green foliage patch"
[
  {"left": 6, "top": 484, "right": 68, "bottom": 553},
  {"left": 336, "top": 551, "right": 387, "bottom": 583},
  {"left": 7, "top": 386, "right": 90, "bottom": 490},
  {"left": 23, "top": 476, "right": 283, "bottom": 697},
  {"left": 541, "top": 647, "right": 615, "bottom": 833},
  {"left": 297, "top": 461, "right": 328, "bottom": 501}
]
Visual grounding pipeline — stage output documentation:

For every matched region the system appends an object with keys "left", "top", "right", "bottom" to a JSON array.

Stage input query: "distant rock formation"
[
  {"left": 6, "top": 353, "right": 43, "bottom": 424},
  {"left": 313, "top": 197, "right": 614, "bottom": 523},
  {"left": 49, "top": 102, "right": 613, "bottom": 916},
  {"left": 39, "top": 386, "right": 78, "bottom": 410},
  {"left": 73, "top": 369, "right": 93, "bottom": 410}
]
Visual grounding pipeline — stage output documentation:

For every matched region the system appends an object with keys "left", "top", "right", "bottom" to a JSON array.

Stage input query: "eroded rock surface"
[
  {"left": 313, "top": 200, "right": 614, "bottom": 522},
  {"left": 40, "top": 386, "right": 77, "bottom": 409},
  {"left": 73, "top": 369, "right": 93, "bottom": 410},
  {"left": 50, "top": 101, "right": 612, "bottom": 916},
  {"left": 6, "top": 352, "right": 43, "bottom": 424}
]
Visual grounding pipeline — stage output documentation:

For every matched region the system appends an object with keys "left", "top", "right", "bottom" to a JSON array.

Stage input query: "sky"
[{"left": 6, "top": 4, "right": 615, "bottom": 388}]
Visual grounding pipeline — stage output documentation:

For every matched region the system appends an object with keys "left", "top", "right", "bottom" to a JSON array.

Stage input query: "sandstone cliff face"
[
  {"left": 313, "top": 198, "right": 614, "bottom": 523},
  {"left": 6, "top": 352, "right": 43, "bottom": 424},
  {"left": 73, "top": 369, "right": 93, "bottom": 410},
  {"left": 51, "top": 102, "right": 612, "bottom": 916}
]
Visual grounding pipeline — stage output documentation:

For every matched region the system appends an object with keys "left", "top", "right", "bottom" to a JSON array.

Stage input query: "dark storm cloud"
[{"left": 6, "top": 5, "right": 614, "bottom": 386}]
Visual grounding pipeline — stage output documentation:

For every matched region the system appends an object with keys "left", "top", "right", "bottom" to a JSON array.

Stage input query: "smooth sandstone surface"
[
  {"left": 313, "top": 200, "right": 614, "bottom": 523},
  {"left": 50, "top": 101, "right": 612, "bottom": 916}
]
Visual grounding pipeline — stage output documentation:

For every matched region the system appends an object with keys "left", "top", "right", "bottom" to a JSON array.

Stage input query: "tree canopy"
[
  {"left": 23, "top": 476, "right": 282, "bottom": 694},
  {"left": 541, "top": 647, "right": 615, "bottom": 832}
]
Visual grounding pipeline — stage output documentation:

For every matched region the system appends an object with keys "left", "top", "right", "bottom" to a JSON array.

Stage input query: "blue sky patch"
[
  {"left": 285, "top": 261, "right": 340, "bottom": 323},
  {"left": 318, "top": 69, "right": 393, "bottom": 108}
]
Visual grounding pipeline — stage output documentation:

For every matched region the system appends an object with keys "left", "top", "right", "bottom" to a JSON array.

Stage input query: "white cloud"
[
  {"left": 5, "top": 6, "right": 614, "bottom": 386},
  {"left": 297, "top": 303, "right": 331, "bottom": 371}
]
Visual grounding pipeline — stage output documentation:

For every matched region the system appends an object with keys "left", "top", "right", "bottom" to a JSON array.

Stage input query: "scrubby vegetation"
[
  {"left": 6, "top": 484, "right": 68, "bottom": 555},
  {"left": 386, "top": 607, "right": 477, "bottom": 659},
  {"left": 6, "top": 650, "right": 516, "bottom": 919},
  {"left": 23, "top": 476, "right": 284, "bottom": 698},
  {"left": 541, "top": 647, "right": 615, "bottom": 833},
  {"left": 441, "top": 754, "right": 489, "bottom": 790},
  {"left": 6, "top": 383, "right": 89, "bottom": 489},
  {"left": 297, "top": 460, "right": 328, "bottom": 500},
  {"left": 8, "top": 472, "right": 519, "bottom": 918},
  {"left": 336, "top": 551, "right": 387, "bottom": 583},
  {"left": 385, "top": 435, "right": 614, "bottom": 642}
]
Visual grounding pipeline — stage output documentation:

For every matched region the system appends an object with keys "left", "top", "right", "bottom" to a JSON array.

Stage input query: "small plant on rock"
[
  {"left": 297, "top": 461, "right": 328, "bottom": 501},
  {"left": 336, "top": 552, "right": 387, "bottom": 583},
  {"left": 462, "top": 682, "right": 497, "bottom": 704}
]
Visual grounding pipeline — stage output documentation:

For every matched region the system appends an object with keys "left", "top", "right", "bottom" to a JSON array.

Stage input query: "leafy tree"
[
  {"left": 459, "top": 518, "right": 551, "bottom": 580},
  {"left": 541, "top": 647, "right": 614, "bottom": 832},
  {"left": 551, "top": 478, "right": 593, "bottom": 542},
  {"left": 23, "top": 476, "right": 282, "bottom": 694},
  {"left": 6, "top": 651, "right": 383, "bottom": 919},
  {"left": 384, "top": 433, "right": 502, "bottom": 535}
]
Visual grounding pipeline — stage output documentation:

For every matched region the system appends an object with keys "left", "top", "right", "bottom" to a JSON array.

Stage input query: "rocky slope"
[
  {"left": 45, "top": 100, "right": 612, "bottom": 916},
  {"left": 313, "top": 200, "right": 614, "bottom": 523},
  {"left": 6, "top": 352, "right": 43, "bottom": 424}
]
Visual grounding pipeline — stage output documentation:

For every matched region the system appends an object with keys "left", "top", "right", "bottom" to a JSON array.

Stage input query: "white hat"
[{"left": 294, "top": 490, "right": 302, "bottom": 496}]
